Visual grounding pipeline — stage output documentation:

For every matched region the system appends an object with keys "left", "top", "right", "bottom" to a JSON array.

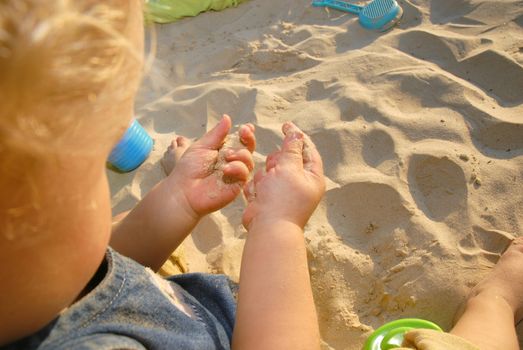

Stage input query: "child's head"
[
  {"left": 0, "top": 0, "right": 144, "bottom": 157},
  {"left": 0, "top": 0, "right": 144, "bottom": 344}
]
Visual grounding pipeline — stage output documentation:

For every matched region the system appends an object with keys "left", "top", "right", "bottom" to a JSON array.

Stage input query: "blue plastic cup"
[{"left": 108, "top": 119, "right": 154, "bottom": 172}]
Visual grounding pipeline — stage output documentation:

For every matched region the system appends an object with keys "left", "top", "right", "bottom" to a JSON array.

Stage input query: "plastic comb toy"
[{"left": 312, "top": 0, "right": 403, "bottom": 31}]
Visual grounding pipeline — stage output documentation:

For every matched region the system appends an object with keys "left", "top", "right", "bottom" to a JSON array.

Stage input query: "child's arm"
[
  {"left": 233, "top": 123, "right": 325, "bottom": 350},
  {"left": 110, "top": 115, "right": 255, "bottom": 271}
]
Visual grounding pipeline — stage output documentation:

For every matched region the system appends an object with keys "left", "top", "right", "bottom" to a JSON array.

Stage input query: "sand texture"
[{"left": 108, "top": 0, "right": 523, "bottom": 348}]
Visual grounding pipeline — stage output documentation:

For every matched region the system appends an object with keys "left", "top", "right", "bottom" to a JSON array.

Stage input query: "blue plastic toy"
[
  {"left": 108, "top": 119, "right": 153, "bottom": 172},
  {"left": 312, "top": 0, "right": 403, "bottom": 31}
]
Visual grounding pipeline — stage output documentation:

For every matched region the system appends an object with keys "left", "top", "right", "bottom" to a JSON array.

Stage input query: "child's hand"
[
  {"left": 242, "top": 122, "right": 325, "bottom": 229},
  {"left": 167, "top": 115, "right": 255, "bottom": 220}
]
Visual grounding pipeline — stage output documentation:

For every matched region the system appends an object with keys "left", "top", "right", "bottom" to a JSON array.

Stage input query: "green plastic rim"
[{"left": 362, "top": 318, "right": 442, "bottom": 350}]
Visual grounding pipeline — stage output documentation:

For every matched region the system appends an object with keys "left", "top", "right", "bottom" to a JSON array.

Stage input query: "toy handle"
[{"left": 312, "top": 0, "right": 362, "bottom": 14}]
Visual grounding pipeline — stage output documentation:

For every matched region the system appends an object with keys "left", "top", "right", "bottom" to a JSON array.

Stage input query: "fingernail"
[{"left": 290, "top": 132, "right": 303, "bottom": 140}]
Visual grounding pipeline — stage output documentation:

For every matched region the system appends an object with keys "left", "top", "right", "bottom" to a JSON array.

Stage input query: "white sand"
[{"left": 109, "top": 0, "right": 523, "bottom": 348}]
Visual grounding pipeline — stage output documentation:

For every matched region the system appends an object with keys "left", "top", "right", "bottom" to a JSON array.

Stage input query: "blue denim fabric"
[{"left": 3, "top": 248, "right": 237, "bottom": 350}]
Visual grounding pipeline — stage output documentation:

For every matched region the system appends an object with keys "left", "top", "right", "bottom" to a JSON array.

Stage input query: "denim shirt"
[{"left": 4, "top": 248, "right": 237, "bottom": 350}]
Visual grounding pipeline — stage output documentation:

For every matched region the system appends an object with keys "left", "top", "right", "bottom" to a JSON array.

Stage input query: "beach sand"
[{"left": 108, "top": 0, "right": 523, "bottom": 348}]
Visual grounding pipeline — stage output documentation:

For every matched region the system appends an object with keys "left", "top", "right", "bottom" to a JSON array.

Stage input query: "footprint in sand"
[
  {"left": 233, "top": 48, "right": 321, "bottom": 75},
  {"left": 309, "top": 128, "right": 351, "bottom": 183},
  {"left": 429, "top": 0, "right": 476, "bottom": 24},
  {"left": 278, "top": 25, "right": 313, "bottom": 46},
  {"left": 395, "top": 0, "right": 423, "bottom": 29},
  {"left": 474, "top": 120, "right": 523, "bottom": 155},
  {"left": 516, "top": 13, "right": 523, "bottom": 28},
  {"left": 395, "top": 30, "right": 523, "bottom": 106},
  {"left": 324, "top": 181, "right": 412, "bottom": 249},
  {"left": 361, "top": 129, "right": 398, "bottom": 174},
  {"left": 459, "top": 50, "right": 523, "bottom": 106},
  {"left": 408, "top": 154, "right": 467, "bottom": 222},
  {"left": 458, "top": 226, "right": 515, "bottom": 264},
  {"left": 305, "top": 79, "right": 342, "bottom": 102}
]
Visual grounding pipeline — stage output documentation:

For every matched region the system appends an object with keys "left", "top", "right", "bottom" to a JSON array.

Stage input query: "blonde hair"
[{"left": 0, "top": 0, "right": 144, "bottom": 157}]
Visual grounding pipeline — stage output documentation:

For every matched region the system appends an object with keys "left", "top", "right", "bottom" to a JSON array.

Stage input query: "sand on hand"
[
  {"left": 109, "top": 0, "right": 523, "bottom": 348},
  {"left": 214, "top": 131, "right": 246, "bottom": 185}
]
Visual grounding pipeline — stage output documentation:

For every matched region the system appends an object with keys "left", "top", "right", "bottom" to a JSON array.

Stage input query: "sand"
[{"left": 108, "top": 0, "right": 523, "bottom": 348}]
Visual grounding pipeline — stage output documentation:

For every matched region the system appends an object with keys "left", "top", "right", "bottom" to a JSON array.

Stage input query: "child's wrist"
[
  {"left": 248, "top": 215, "right": 305, "bottom": 234},
  {"left": 158, "top": 178, "right": 201, "bottom": 225}
]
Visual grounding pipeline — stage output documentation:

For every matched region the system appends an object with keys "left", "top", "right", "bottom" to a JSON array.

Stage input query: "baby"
[
  {"left": 0, "top": 1, "right": 323, "bottom": 349},
  {"left": 1, "top": 1, "right": 522, "bottom": 350}
]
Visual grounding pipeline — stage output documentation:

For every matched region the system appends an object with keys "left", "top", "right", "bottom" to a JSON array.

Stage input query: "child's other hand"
[
  {"left": 168, "top": 115, "right": 255, "bottom": 219},
  {"left": 242, "top": 122, "right": 325, "bottom": 230}
]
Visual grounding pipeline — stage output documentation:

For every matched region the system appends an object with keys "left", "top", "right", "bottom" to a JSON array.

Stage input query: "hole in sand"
[
  {"left": 408, "top": 154, "right": 467, "bottom": 222},
  {"left": 325, "top": 181, "right": 412, "bottom": 249},
  {"left": 361, "top": 129, "right": 397, "bottom": 171}
]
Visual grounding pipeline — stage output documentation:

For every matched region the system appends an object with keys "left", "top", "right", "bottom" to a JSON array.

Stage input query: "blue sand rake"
[{"left": 312, "top": 0, "right": 403, "bottom": 31}]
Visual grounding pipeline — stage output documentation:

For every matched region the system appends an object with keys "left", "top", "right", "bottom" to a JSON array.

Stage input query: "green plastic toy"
[
  {"left": 363, "top": 318, "right": 442, "bottom": 350},
  {"left": 145, "top": 0, "right": 248, "bottom": 23}
]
